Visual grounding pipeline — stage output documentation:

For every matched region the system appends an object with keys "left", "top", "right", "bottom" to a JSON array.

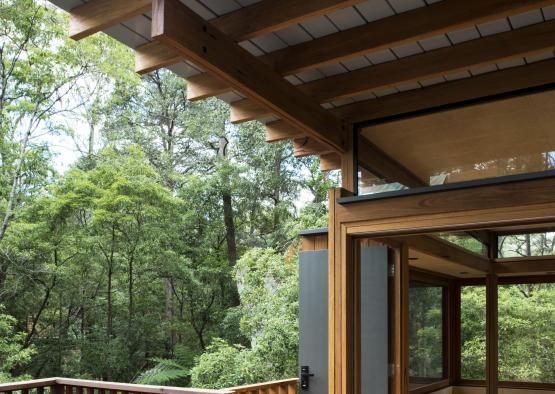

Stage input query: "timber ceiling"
[{"left": 49, "top": 0, "right": 555, "bottom": 174}]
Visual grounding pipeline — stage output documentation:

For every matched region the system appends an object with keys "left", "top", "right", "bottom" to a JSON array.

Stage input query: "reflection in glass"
[{"left": 409, "top": 282, "right": 445, "bottom": 389}]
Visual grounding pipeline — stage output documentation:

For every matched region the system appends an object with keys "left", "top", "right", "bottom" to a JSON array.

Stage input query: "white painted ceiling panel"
[
  {"left": 318, "top": 63, "right": 348, "bottom": 77},
  {"left": 419, "top": 76, "right": 446, "bottom": 87},
  {"left": 387, "top": 0, "right": 426, "bottom": 13},
  {"left": 391, "top": 42, "right": 423, "bottom": 58},
  {"left": 497, "top": 57, "right": 526, "bottom": 70},
  {"left": 543, "top": 5, "right": 555, "bottom": 20},
  {"left": 300, "top": 16, "right": 339, "bottom": 38},
  {"left": 470, "top": 63, "right": 498, "bottom": 76},
  {"left": 447, "top": 27, "right": 480, "bottom": 44},
  {"left": 197, "top": 0, "right": 241, "bottom": 16},
  {"left": 366, "top": 49, "right": 397, "bottom": 64},
  {"left": 178, "top": 0, "right": 216, "bottom": 20},
  {"left": 274, "top": 25, "right": 312, "bottom": 46},
  {"left": 249, "top": 33, "right": 287, "bottom": 53},
  {"left": 239, "top": 41, "right": 264, "bottom": 56},
  {"left": 355, "top": 0, "right": 395, "bottom": 22},
  {"left": 374, "top": 87, "right": 399, "bottom": 97},
  {"left": 477, "top": 18, "right": 511, "bottom": 36},
  {"left": 326, "top": 7, "right": 367, "bottom": 30},
  {"left": 167, "top": 62, "right": 202, "bottom": 78},
  {"left": 509, "top": 9, "right": 544, "bottom": 29},
  {"left": 342, "top": 56, "right": 373, "bottom": 71},
  {"left": 525, "top": 51, "right": 555, "bottom": 63},
  {"left": 444, "top": 70, "right": 471, "bottom": 81},
  {"left": 419, "top": 34, "right": 450, "bottom": 51},
  {"left": 296, "top": 69, "right": 326, "bottom": 83},
  {"left": 103, "top": 24, "right": 149, "bottom": 49}
]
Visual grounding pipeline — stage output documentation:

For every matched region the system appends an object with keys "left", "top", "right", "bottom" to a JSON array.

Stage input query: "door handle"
[{"left": 300, "top": 366, "right": 314, "bottom": 391}]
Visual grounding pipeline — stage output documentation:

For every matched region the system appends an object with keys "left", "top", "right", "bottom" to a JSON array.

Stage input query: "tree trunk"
[{"left": 219, "top": 137, "right": 237, "bottom": 268}]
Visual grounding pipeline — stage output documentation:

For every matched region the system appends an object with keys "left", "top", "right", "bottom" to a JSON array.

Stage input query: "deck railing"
[
  {"left": 0, "top": 378, "right": 299, "bottom": 394},
  {"left": 226, "top": 378, "right": 298, "bottom": 394}
]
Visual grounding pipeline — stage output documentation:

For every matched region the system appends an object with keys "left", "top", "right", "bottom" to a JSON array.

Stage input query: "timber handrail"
[
  {"left": 0, "top": 378, "right": 233, "bottom": 394},
  {"left": 226, "top": 377, "right": 298, "bottom": 394}
]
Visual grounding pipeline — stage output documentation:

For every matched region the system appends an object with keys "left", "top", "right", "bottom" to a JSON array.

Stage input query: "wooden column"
[
  {"left": 392, "top": 244, "right": 409, "bottom": 394},
  {"left": 486, "top": 274, "right": 498, "bottom": 394},
  {"left": 340, "top": 125, "right": 356, "bottom": 194},
  {"left": 328, "top": 188, "right": 355, "bottom": 394}
]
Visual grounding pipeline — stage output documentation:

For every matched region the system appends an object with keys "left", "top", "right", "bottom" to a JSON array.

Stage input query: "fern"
[{"left": 135, "top": 358, "right": 190, "bottom": 385}]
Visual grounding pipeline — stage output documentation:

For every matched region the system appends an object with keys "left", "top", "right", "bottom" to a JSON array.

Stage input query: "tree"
[{"left": 0, "top": 306, "right": 35, "bottom": 382}]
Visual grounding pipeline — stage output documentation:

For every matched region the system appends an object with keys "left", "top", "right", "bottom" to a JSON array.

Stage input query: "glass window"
[
  {"left": 409, "top": 281, "right": 446, "bottom": 388},
  {"left": 498, "top": 283, "right": 555, "bottom": 383},
  {"left": 498, "top": 232, "right": 555, "bottom": 258},
  {"left": 460, "top": 285, "right": 486, "bottom": 380}
]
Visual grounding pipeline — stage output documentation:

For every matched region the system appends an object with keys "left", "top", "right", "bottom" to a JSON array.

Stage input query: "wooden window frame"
[
  {"left": 455, "top": 275, "right": 555, "bottom": 391},
  {"left": 407, "top": 269, "right": 452, "bottom": 394}
]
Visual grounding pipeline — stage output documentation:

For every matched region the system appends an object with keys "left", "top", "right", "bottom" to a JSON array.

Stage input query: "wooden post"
[
  {"left": 486, "top": 274, "right": 498, "bottom": 394},
  {"left": 340, "top": 124, "right": 356, "bottom": 194}
]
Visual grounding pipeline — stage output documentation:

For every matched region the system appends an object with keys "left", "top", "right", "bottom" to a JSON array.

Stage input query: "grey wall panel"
[
  {"left": 360, "top": 245, "right": 389, "bottom": 394},
  {"left": 299, "top": 250, "right": 328, "bottom": 393}
]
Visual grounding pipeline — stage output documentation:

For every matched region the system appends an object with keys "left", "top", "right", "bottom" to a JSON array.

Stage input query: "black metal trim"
[
  {"left": 337, "top": 169, "right": 555, "bottom": 205},
  {"left": 352, "top": 81, "right": 555, "bottom": 130},
  {"left": 299, "top": 227, "right": 329, "bottom": 236}
]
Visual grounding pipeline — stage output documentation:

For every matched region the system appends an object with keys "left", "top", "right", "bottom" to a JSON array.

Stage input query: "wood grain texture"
[
  {"left": 135, "top": 41, "right": 183, "bottom": 75},
  {"left": 186, "top": 73, "right": 230, "bottom": 101},
  {"left": 358, "top": 136, "right": 427, "bottom": 188},
  {"left": 69, "top": 0, "right": 151, "bottom": 40},
  {"left": 151, "top": 0, "right": 347, "bottom": 152},
  {"left": 401, "top": 235, "right": 491, "bottom": 272},
  {"left": 262, "top": 0, "right": 555, "bottom": 75},
  {"left": 493, "top": 256, "right": 555, "bottom": 275},
  {"left": 300, "top": 20, "right": 555, "bottom": 103},
  {"left": 265, "top": 120, "right": 305, "bottom": 143},
  {"left": 229, "top": 99, "right": 271, "bottom": 124},
  {"left": 320, "top": 152, "right": 342, "bottom": 172},
  {"left": 486, "top": 274, "right": 498, "bottom": 394},
  {"left": 293, "top": 137, "right": 334, "bottom": 157},
  {"left": 332, "top": 58, "right": 555, "bottom": 123}
]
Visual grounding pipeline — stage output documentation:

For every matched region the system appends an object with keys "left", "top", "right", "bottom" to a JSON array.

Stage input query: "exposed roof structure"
[{"left": 49, "top": 0, "right": 555, "bottom": 177}]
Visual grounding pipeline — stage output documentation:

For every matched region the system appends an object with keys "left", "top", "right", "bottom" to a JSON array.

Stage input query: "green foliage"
[{"left": 0, "top": 306, "right": 35, "bottom": 382}]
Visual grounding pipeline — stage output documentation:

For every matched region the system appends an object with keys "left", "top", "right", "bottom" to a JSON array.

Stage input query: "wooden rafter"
[
  {"left": 293, "top": 138, "right": 334, "bottom": 157},
  {"left": 400, "top": 235, "right": 491, "bottom": 273},
  {"left": 262, "top": 0, "right": 555, "bottom": 75},
  {"left": 494, "top": 256, "right": 555, "bottom": 274},
  {"left": 265, "top": 120, "right": 305, "bottom": 143},
  {"left": 150, "top": 0, "right": 348, "bottom": 152},
  {"left": 187, "top": 73, "right": 230, "bottom": 102},
  {"left": 230, "top": 99, "right": 272, "bottom": 124},
  {"left": 212, "top": 0, "right": 367, "bottom": 42},
  {"left": 320, "top": 153, "right": 342, "bottom": 172},
  {"left": 300, "top": 20, "right": 555, "bottom": 103},
  {"left": 135, "top": 41, "right": 183, "bottom": 75},
  {"left": 70, "top": 0, "right": 151, "bottom": 40},
  {"left": 332, "top": 58, "right": 555, "bottom": 123}
]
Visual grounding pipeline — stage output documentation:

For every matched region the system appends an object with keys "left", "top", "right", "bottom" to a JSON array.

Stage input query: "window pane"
[
  {"left": 499, "top": 283, "right": 555, "bottom": 383},
  {"left": 409, "top": 282, "right": 445, "bottom": 386},
  {"left": 498, "top": 232, "right": 555, "bottom": 258},
  {"left": 460, "top": 285, "right": 486, "bottom": 380}
]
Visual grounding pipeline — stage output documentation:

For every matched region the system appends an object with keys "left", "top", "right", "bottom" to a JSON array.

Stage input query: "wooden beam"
[
  {"left": 230, "top": 99, "right": 272, "bottom": 124},
  {"left": 262, "top": 0, "right": 555, "bottom": 75},
  {"left": 135, "top": 41, "right": 184, "bottom": 75},
  {"left": 401, "top": 235, "right": 492, "bottom": 273},
  {"left": 332, "top": 58, "right": 555, "bottom": 123},
  {"left": 265, "top": 120, "right": 305, "bottom": 143},
  {"left": 300, "top": 20, "right": 555, "bottom": 103},
  {"left": 293, "top": 137, "right": 334, "bottom": 157},
  {"left": 486, "top": 274, "right": 498, "bottom": 394},
  {"left": 358, "top": 136, "right": 427, "bottom": 188},
  {"left": 69, "top": 0, "right": 151, "bottom": 40},
  {"left": 186, "top": 73, "right": 230, "bottom": 101},
  {"left": 494, "top": 256, "right": 555, "bottom": 275},
  {"left": 152, "top": 0, "right": 347, "bottom": 152},
  {"left": 320, "top": 153, "right": 342, "bottom": 172},
  {"left": 212, "top": 0, "right": 366, "bottom": 42}
]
